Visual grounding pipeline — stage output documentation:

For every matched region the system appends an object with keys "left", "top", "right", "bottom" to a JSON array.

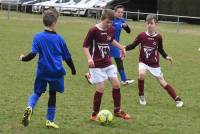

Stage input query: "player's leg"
[
  {"left": 109, "top": 77, "right": 131, "bottom": 120},
  {"left": 46, "top": 90, "right": 59, "bottom": 129},
  {"left": 156, "top": 76, "right": 184, "bottom": 107},
  {"left": 109, "top": 77, "right": 121, "bottom": 113},
  {"left": 27, "top": 92, "right": 41, "bottom": 108},
  {"left": 90, "top": 82, "right": 105, "bottom": 121},
  {"left": 148, "top": 66, "right": 184, "bottom": 107},
  {"left": 22, "top": 77, "right": 46, "bottom": 127},
  {"left": 107, "top": 65, "right": 131, "bottom": 120},
  {"left": 138, "top": 63, "right": 147, "bottom": 105},
  {"left": 89, "top": 68, "right": 108, "bottom": 121},
  {"left": 114, "top": 58, "right": 134, "bottom": 86},
  {"left": 46, "top": 77, "right": 64, "bottom": 128}
]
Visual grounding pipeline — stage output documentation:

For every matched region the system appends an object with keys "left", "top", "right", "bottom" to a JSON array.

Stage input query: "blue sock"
[
  {"left": 119, "top": 69, "right": 127, "bottom": 81},
  {"left": 47, "top": 107, "right": 56, "bottom": 122},
  {"left": 27, "top": 92, "right": 40, "bottom": 109}
]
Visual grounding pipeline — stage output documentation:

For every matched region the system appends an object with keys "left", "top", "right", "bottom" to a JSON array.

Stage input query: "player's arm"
[
  {"left": 122, "top": 23, "right": 131, "bottom": 34},
  {"left": 83, "top": 47, "right": 95, "bottom": 68},
  {"left": 158, "top": 36, "right": 172, "bottom": 64},
  {"left": 83, "top": 29, "right": 95, "bottom": 68},
  {"left": 65, "top": 58, "right": 76, "bottom": 75},
  {"left": 125, "top": 42, "right": 138, "bottom": 51},
  {"left": 19, "top": 52, "right": 36, "bottom": 62},
  {"left": 125, "top": 34, "right": 140, "bottom": 51},
  {"left": 111, "top": 39, "right": 126, "bottom": 58},
  {"left": 62, "top": 41, "right": 76, "bottom": 75},
  {"left": 19, "top": 35, "right": 38, "bottom": 62}
]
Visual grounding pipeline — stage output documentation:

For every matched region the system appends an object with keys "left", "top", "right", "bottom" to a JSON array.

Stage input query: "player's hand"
[
  {"left": 19, "top": 54, "right": 25, "bottom": 61},
  {"left": 71, "top": 70, "right": 76, "bottom": 75},
  {"left": 120, "top": 47, "right": 126, "bottom": 60},
  {"left": 122, "top": 23, "right": 128, "bottom": 27},
  {"left": 88, "top": 59, "right": 95, "bottom": 68},
  {"left": 166, "top": 56, "right": 173, "bottom": 64}
]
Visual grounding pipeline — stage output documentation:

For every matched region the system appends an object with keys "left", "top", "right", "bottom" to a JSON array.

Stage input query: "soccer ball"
[{"left": 97, "top": 110, "right": 113, "bottom": 124}]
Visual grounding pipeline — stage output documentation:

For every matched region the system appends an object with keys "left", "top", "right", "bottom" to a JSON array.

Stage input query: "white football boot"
[
  {"left": 121, "top": 79, "right": 135, "bottom": 86},
  {"left": 176, "top": 101, "right": 184, "bottom": 108},
  {"left": 139, "top": 96, "right": 147, "bottom": 106}
]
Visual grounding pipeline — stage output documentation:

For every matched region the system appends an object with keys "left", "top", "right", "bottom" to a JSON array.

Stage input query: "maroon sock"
[
  {"left": 112, "top": 88, "right": 121, "bottom": 113},
  {"left": 138, "top": 79, "right": 144, "bottom": 96},
  {"left": 92, "top": 91, "right": 103, "bottom": 116},
  {"left": 164, "top": 84, "right": 181, "bottom": 101}
]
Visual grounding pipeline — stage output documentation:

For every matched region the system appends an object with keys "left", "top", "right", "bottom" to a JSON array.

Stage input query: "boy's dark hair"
[
  {"left": 43, "top": 9, "right": 59, "bottom": 27},
  {"left": 146, "top": 14, "right": 158, "bottom": 23},
  {"left": 114, "top": 5, "right": 124, "bottom": 11},
  {"left": 101, "top": 9, "right": 114, "bottom": 21}
]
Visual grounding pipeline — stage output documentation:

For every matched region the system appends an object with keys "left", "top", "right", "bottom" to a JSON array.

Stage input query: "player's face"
[
  {"left": 102, "top": 18, "right": 113, "bottom": 29},
  {"left": 146, "top": 19, "right": 157, "bottom": 32},
  {"left": 115, "top": 8, "right": 124, "bottom": 18}
]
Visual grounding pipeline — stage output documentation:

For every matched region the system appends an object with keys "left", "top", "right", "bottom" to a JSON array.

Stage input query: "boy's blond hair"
[
  {"left": 101, "top": 9, "right": 114, "bottom": 21},
  {"left": 146, "top": 14, "right": 158, "bottom": 23}
]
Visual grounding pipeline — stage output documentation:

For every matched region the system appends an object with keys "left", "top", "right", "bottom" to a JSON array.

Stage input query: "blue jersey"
[
  {"left": 31, "top": 30, "right": 71, "bottom": 81},
  {"left": 110, "top": 17, "right": 126, "bottom": 58},
  {"left": 112, "top": 17, "right": 126, "bottom": 42}
]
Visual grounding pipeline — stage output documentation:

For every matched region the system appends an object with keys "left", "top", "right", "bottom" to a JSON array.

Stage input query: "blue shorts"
[
  {"left": 110, "top": 45, "right": 121, "bottom": 58},
  {"left": 34, "top": 76, "right": 64, "bottom": 94}
]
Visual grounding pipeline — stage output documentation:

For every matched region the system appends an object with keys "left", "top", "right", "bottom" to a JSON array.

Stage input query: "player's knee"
[
  {"left": 139, "top": 72, "right": 146, "bottom": 80},
  {"left": 96, "top": 84, "right": 104, "bottom": 93},
  {"left": 34, "top": 91, "right": 42, "bottom": 97},
  {"left": 96, "top": 88, "right": 104, "bottom": 93},
  {"left": 158, "top": 78, "right": 167, "bottom": 87},
  {"left": 112, "top": 81, "right": 120, "bottom": 89}
]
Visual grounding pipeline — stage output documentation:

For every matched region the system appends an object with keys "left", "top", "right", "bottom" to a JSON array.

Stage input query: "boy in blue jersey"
[
  {"left": 110, "top": 5, "right": 134, "bottom": 85},
  {"left": 19, "top": 9, "right": 76, "bottom": 128}
]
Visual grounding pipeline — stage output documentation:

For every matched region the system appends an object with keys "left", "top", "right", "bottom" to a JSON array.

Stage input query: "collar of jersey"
[
  {"left": 95, "top": 24, "right": 107, "bottom": 31},
  {"left": 44, "top": 29, "right": 57, "bottom": 34},
  {"left": 145, "top": 31, "right": 158, "bottom": 37}
]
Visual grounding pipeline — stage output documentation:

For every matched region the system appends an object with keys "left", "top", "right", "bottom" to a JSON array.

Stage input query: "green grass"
[{"left": 0, "top": 11, "right": 200, "bottom": 134}]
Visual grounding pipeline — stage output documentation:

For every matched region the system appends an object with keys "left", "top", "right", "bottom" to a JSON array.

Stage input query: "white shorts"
[
  {"left": 139, "top": 62, "right": 163, "bottom": 78},
  {"left": 89, "top": 65, "right": 118, "bottom": 84}
]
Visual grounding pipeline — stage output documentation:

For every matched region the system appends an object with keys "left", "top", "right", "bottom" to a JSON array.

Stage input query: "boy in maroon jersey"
[
  {"left": 126, "top": 14, "right": 184, "bottom": 108},
  {"left": 83, "top": 9, "right": 131, "bottom": 121}
]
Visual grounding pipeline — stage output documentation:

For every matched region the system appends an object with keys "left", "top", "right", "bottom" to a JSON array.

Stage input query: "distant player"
[
  {"left": 110, "top": 5, "right": 134, "bottom": 85},
  {"left": 83, "top": 9, "right": 131, "bottom": 121},
  {"left": 125, "top": 14, "right": 184, "bottom": 107},
  {"left": 19, "top": 9, "right": 76, "bottom": 128}
]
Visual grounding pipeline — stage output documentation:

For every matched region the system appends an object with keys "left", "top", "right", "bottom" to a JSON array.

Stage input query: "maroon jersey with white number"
[
  {"left": 133, "top": 32, "right": 163, "bottom": 67},
  {"left": 83, "top": 25, "right": 115, "bottom": 68}
]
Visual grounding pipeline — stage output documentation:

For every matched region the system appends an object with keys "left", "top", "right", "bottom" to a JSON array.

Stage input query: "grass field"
[{"left": 0, "top": 11, "right": 200, "bottom": 134}]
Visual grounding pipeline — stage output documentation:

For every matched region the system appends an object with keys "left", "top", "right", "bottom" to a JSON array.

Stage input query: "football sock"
[
  {"left": 119, "top": 70, "right": 127, "bottom": 81},
  {"left": 47, "top": 91, "right": 56, "bottom": 121},
  {"left": 27, "top": 92, "right": 41, "bottom": 109},
  {"left": 112, "top": 88, "right": 121, "bottom": 113},
  {"left": 138, "top": 79, "right": 144, "bottom": 96},
  {"left": 114, "top": 58, "right": 127, "bottom": 81},
  {"left": 164, "top": 84, "right": 180, "bottom": 101},
  {"left": 48, "top": 90, "right": 56, "bottom": 107},
  {"left": 47, "top": 107, "right": 56, "bottom": 122},
  {"left": 92, "top": 91, "right": 103, "bottom": 116}
]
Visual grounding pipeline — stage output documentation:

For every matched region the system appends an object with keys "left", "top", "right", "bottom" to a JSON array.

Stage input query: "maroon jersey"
[
  {"left": 128, "top": 32, "right": 168, "bottom": 67},
  {"left": 83, "top": 25, "right": 115, "bottom": 68}
]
